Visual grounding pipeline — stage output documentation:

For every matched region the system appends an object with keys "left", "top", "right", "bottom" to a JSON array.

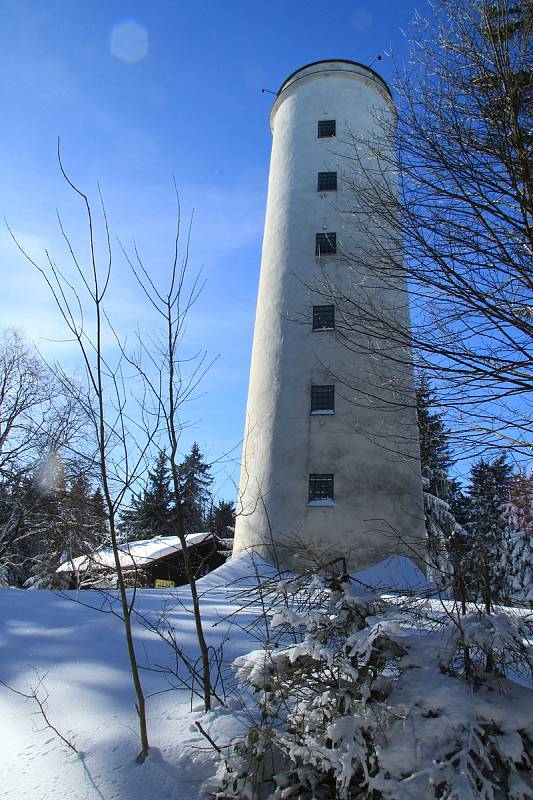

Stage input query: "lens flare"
[{"left": 110, "top": 20, "right": 149, "bottom": 64}]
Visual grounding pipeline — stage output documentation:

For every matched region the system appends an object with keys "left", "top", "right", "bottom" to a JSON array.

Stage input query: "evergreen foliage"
[
  {"left": 504, "top": 471, "right": 533, "bottom": 604},
  {"left": 208, "top": 499, "right": 236, "bottom": 536},
  {"left": 177, "top": 442, "right": 213, "bottom": 533},
  {"left": 8, "top": 456, "right": 110, "bottom": 587},
  {"left": 208, "top": 498, "right": 236, "bottom": 561},
  {"left": 67, "top": 473, "right": 108, "bottom": 549},
  {"left": 217, "top": 572, "right": 533, "bottom": 799},
  {"left": 416, "top": 376, "right": 453, "bottom": 488},
  {"left": 415, "top": 377, "right": 461, "bottom": 587},
  {"left": 91, "top": 487, "right": 107, "bottom": 538},
  {"left": 121, "top": 452, "right": 174, "bottom": 541},
  {"left": 462, "top": 455, "right": 514, "bottom": 604},
  {"left": 120, "top": 444, "right": 217, "bottom": 541}
]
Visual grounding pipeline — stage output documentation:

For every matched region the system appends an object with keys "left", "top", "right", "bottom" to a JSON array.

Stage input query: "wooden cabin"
[{"left": 56, "top": 532, "right": 226, "bottom": 589}]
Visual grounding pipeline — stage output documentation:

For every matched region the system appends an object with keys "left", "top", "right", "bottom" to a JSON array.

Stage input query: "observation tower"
[{"left": 233, "top": 60, "right": 425, "bottom": 570}]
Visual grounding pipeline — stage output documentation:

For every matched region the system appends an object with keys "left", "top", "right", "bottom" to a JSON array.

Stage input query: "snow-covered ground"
[
  {"left": 4, "top": 551, "right": 525, "bottom": 800},
  {"left": 0, "top": 553, "right": 278, "bottom": 800}
]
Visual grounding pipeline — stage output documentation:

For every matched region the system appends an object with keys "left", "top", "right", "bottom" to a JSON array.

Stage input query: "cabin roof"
[{"left": 56, "top": 532, "right": 214, "bottom": 574}]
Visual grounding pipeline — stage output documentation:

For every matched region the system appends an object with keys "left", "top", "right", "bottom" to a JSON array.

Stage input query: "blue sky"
[{"left": 0, "top": 0, "right": 422, "bottom": 499}]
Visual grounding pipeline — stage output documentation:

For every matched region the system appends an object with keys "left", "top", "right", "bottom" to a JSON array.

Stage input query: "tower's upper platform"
[{"left": 271, "top": 59, "right": 394, "bottom": 130}]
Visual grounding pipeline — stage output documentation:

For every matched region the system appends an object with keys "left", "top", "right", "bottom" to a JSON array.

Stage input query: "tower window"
[
  {"left": 311, "top": 385, "right": 335, "bottom": 414},
  {"left": 312, "top": 305, "right": 335, "bottom": 330},
  {"left": 317, "top": 172, "right": 337, "bottom": 191},
  {"left": 308, "top": 473, "right": 334, "bottom": 502},
  {"left": 318, "top": 120, "right": 336, "bottom": 138},
  {"left": 315, "top": 232, "right": 336, "bottom": 256}
]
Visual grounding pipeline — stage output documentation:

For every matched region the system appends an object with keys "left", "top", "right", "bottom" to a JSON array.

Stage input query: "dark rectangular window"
[
  {"left": 318, "top": 120, "right": 336, "bottom": 138},
  {"left": 317, "top": 172, "right": 337, "bottom": 191},
  {"left": 311, "top": 385, "right": 335, "bottom": 413},
  {"left": 315, "top": 232, "right": 336, "bottom": 256},
  {"left": 309, "top": 474, "right": 334, "bottom": 502},
  {"left": 312, "top": 305, "right": 335, "bottom": 330}
]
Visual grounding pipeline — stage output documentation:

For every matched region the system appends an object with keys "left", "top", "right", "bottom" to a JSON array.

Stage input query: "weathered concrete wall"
[{"left": 233, "top": 60, "right": 426, "bottom": 571}]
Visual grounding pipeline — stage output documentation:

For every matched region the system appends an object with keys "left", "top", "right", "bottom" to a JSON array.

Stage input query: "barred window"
[
  {"left": 308, "top": 474, "right": 334, "bottom": 502},
  {"left": 312, "top": 305, "right": 335, "bottom": 330},
  {"left": 318, "top": 120, "right": 336, "bottom": 138},
  {"left": 315, "top": 232, "right": 336, "bottom": 256},
  {"left": 310, "top": 385, "right": 335, "bottom": 413},
  {"left": 317, "top": 172, "right": 337, "bottom": 191}
]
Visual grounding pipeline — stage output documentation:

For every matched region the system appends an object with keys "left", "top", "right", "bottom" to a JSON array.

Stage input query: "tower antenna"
[
  {"left": 261, "top": 88, "right": 277, "bottom": 95},
  {"left": 368, "top": 54, "right": 382, "bottom": 68}
]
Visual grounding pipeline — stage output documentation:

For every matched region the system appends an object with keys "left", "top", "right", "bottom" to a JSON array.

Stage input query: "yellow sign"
[{"left": 154, "top": 579, "right": 175, "bottom": 589}]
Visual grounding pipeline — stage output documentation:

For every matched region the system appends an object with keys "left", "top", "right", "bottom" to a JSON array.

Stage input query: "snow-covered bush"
[
  {"left": 0, "top": 563, "right": 10, "bottom": 588},
  {"left": 506, "top": 530, "right": 533, "bottom": 606},
  {"left": 503, "top": 472, "right": 533, "bottom": 605},
  {"left": 214, "top": 575, "right": 533, "bottom": 800}
]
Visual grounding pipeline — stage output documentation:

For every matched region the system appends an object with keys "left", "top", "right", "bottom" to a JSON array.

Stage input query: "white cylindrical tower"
[{"left": 233, "top": 60, "right": 425, "bottom": 570}]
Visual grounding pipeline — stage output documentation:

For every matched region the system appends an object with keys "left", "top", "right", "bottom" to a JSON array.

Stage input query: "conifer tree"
[
  {"left": 209, "top": 499, "right": 236, "bottom": 536},
  {"left": 0, "top": 475, "right": 28, "bottom": 586},
  {"left": 22, "top": 453, "right": 70, "bottom": 587},
  {"left": 177, "top": 443, "right": 213, "bottom": 533},
  {"left": 415, "top": 377, "right": 461, "bottom": 587},
  {"left": 207, "top": 498, "right": 236, "bottom": 561},
  {"left": 121, "top": 451, "right": 174, "bottom": 541},
  {"left": 6, "top": 464, "right": 109, "bottom": 587},
  {"left": 63, "top": 472, "right": 109, "bottom": 557},
  {"left": 416, "top": 377, "right": 453, "bottom": 488},
  {"left": 90, "top": 487, "right": 108, "bottom": 544},
  {"left": 463, "top": 455, "right": 513, "bottom": 605},
  {"left": 505, "top": 471, "right": 533, "bottom": 603}
]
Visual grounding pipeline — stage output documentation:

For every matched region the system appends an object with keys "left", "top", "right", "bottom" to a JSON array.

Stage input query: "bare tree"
[
  {"left": 323, "top": 0, "right": 532, "bottom": 462},
  {"left": 119, "top": 192, "right": 218, "bottom": 712},
  {"left": 8, "top": 145, "right": 154, "bottom": 762}
]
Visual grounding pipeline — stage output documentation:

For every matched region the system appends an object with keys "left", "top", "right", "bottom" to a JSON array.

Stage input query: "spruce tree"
[
  {"left": 0, "top": 476, "right": 26, "bottom": 586},
  {"left": 208, "top": 498, "right": 236, "bottom": 562},
  {"left": 210, "top": 499, "right": 236, "bottom": 536},
  {"left": 178, "top": 443, "right": 213, "bottom": 533},
  {"left": 63, "top": 473, "right": 109, "bottom": 558},
  {"left": 463, "top": 455, "right": 513, "bottom": 605},
  {"left": 415, "top": 377, "right": 461, "bottom": 587},
  {"left": 505, "top": 471, "right": 533, "bottom": 603},
  {"left": 416, "top": 376, "right": 452, "bottom": 488},
  {"left": 121, "top": 451, "right": 174, "bottom": 541},
  {"left": 90, "top": 487, "right": 108, "bottom": 545},
  {"left": 17, "top": 459, "right": 107, "bottom": 586},
  {"left": 22, "top": 453, "right": 70, "bottom": 587}
]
